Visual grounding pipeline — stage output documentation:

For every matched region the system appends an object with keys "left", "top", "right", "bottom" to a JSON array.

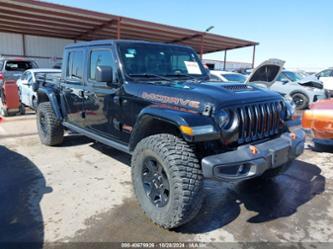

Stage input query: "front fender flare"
[{"left": 129, "top": 105, "right": 220, "bottom": 151}]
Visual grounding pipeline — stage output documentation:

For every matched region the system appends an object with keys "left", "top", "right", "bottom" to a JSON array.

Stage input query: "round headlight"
[{"left": 217, "top": 110, "right": 231, "bottom": 129}]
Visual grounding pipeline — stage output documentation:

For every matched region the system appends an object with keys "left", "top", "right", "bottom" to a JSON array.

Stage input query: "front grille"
[{"left": 236, "top": 101, "right": 283, "bottom": 144}]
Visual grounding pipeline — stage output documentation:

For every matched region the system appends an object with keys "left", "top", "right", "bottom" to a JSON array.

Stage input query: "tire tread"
[
  {"left": 131, "top": 134, "right": 203, "bottom": 229},
  {"left": 37, "top": 102, "right": 64, "bottom": 146}
]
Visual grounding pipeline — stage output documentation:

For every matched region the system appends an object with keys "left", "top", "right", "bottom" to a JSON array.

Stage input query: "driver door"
[
  {"left": 61, "top": 49, "right": 86, "bottom": 127},
  {"left": 83, "top": 47, "right": 124, "bottom": 141}
]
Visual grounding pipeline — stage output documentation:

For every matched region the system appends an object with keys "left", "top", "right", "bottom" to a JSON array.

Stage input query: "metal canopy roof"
[{"left": 0, "top": 0, "right": 258, "bottom": 54}]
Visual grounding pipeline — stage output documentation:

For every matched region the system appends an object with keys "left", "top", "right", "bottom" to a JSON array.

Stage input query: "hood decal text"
[{"left": 142, "top": 92, "right": 200, "bottom": 109}]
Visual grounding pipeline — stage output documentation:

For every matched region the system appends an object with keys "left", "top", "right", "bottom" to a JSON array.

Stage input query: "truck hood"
[
  {"left": 246, "top": 58, "right": 285, "bottom": 87},
  {"left": 130, "top": 80, "right": 282, "bottom": 114}
]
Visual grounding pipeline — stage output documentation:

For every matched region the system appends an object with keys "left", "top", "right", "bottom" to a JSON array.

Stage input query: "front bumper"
[{"left": 201, "top": 129, "right": 305, "bottom": 181}]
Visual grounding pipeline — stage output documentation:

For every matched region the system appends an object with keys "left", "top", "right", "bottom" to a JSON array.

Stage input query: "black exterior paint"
[{"left": 37, "top": 40, "right": 285, "bottom": 152}]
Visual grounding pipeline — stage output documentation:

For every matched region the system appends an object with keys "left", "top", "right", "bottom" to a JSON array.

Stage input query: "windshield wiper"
[
  {"left": 166, "top": 73, "right": 208, "bottom": 82},
  {"left": 128, "top": 73, "right": 172, "bottom": 82}
]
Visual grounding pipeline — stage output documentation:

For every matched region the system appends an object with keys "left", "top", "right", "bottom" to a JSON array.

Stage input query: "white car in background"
[
  {"left": 246, "top": 59, "right": 329, "bottom": 109},
  {"left": 316, "top": 68, "right": 333, "bottom": 96},
  {"left": 17, "top": 69, "right": 61, "bottom": 110},
  {"left": 209, "top": 70, "right": 247, "bottom": 83}
]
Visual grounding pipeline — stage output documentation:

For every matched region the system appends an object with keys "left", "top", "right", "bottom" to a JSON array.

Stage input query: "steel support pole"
[
  {"left": 116, "top": 17, "right": 122, "bottom": 39},
  {"left": 22, "top": 34, "right": 26, "bottom": 56},
  {"left": 200, "top": 34, "right": 204, "bottom": 59},
  {"left": 223, "top": 50, "right": 227, "bottom": 70},
  {"left": 252, "top": 45, "right": 256, "bottom": 68}
]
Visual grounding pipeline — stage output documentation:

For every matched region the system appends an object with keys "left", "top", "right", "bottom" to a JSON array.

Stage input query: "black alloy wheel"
[{"left": 142, "top": 157, "right": 170, "bottom": 208}]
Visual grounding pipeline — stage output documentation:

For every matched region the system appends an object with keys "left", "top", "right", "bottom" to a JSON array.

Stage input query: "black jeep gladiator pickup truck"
[{"left": 34, "top": 40, "right": 305, "bottom": 229}]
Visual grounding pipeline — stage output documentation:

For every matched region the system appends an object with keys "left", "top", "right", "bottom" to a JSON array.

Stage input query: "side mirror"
[
  {"left": 281, "top": 79, "right": 289, "bottom": 84},
  {"left": 21, "top": 80, "right": 29, "bottom": 85},
  {"left": 96, "top": 66, "right": 113, "bottom": 85}
]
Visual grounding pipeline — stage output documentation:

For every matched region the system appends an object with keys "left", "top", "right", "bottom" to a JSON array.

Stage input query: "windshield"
[
  {"left": 222, "top": 73, "right": 246, "bottom": 83},
  {"left": 283, "top": 71, "right": 303, "bottom": 82},
  {"left": 5, "top": 60, "right": 38, "bottom": 71},
  {"left": 117, "top": 42, "right": 207, "bottom": 80}
]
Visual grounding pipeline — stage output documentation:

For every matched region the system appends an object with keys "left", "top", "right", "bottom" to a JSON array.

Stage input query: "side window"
[
  {"left": 0, "top": 61, "right": 3, "bottom": 71},
  {"left": 89, "top": 49, "right": 113, "bottom": 81},
  {"left": 66, "top": 50, "right": 84, "bottom": 81},
  {"left": 27, "top": 72, "right": 33, "bottom": 83},
  {"left": 277, "top": 73, "right": 289, "bottom": 82},
  {"left": 318, "top": 70, "right": 333, "bottom": 77},
  {"left": 21, "top": 72, "right": 28, "bottom": 80},
  {"left": 209, "top": 74, "right": 220, "bottom": 81}
]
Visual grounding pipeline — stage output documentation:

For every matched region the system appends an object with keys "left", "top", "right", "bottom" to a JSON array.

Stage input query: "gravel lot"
[{"left": 0, "top": 112, "right": 332, "bottom": 246}]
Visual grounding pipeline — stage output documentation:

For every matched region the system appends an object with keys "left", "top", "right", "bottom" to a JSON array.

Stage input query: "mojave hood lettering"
[{"left": 142, "top": 92, "right": 200, "bottom": 109}]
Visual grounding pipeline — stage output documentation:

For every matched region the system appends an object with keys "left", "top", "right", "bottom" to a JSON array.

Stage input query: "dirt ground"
[{"left": 0, "top": 111, "right": 332, "bottom": 247}]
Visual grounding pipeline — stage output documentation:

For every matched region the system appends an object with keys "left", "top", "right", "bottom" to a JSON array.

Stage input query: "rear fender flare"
[{"left": 37, "top": 88, "right": 62, "bottom": 120}]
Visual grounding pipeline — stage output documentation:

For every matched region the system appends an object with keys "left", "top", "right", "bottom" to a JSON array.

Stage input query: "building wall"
[
  {"left": 0, "top": 32, "right": 24, "bottom": 55},
  {"left": 202, "top": 59, "right": 252, "bottom": 71},
  {"left": 0, "top": 32, "right": 74, "bottom": 68}
]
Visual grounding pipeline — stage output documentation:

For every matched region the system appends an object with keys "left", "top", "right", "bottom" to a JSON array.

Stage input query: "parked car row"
[
  {"left": 208, "top": 59, "right": 332, "bottom": 110},
  {"left": 0, "top": 57, "right": 62, "bottom": 116},
  {"left": 1, "top": 54, "right": 331, "bottom": 116},
  {"left": 0, "top": 57, "right": 38, "bottom": 116},
  {"left": 209, "top": 70, "right": 247, "bottom": 83},
  {"left": 17, "top": 69, "right": 61, "bottom": 110}
]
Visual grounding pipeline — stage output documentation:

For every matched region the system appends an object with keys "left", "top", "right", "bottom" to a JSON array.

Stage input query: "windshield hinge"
[{"left": 202, "top": 104, "right": 213, "bottom": 116}]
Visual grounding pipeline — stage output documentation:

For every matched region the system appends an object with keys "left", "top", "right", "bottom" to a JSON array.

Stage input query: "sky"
[{"left": 46, "top": 0, "right": 333, "bottom": 71}]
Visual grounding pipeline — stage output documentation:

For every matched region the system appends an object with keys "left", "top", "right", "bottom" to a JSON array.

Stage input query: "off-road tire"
[
  {"left": 131, "top": 134, "right": 203, "bottom": 229},
  {"left": 313, "top": 139, "right": 333, "bottom": 153},
  {"left": 37, "top": 102, "right": 64, "bottom": 146},
  {"left": 19, "top": 103, "right": 26, "bottom": 115},
  {"left": 291, "top": 93, "right": 309, "bottom": 110},
  {"left": 32, "top": 97, "right": 38, "bottom": 111}
]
